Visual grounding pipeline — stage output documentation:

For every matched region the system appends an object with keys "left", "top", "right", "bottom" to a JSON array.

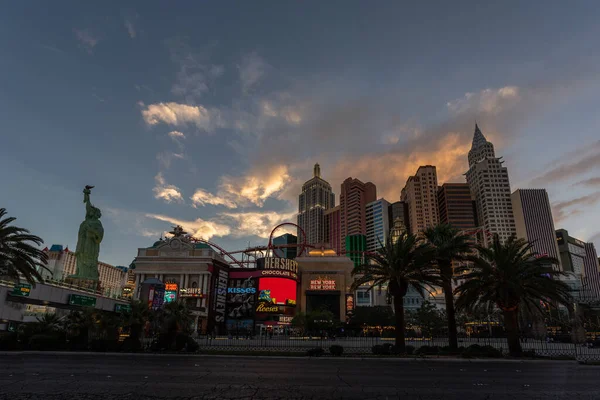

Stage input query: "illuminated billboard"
[{"left": 258, "top": 277, "right": 297, "bottom": 306}]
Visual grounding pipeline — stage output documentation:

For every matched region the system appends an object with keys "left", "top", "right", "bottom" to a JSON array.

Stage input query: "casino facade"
[{"left": 133, "top": 226, "right": 356, "bottom": 335}]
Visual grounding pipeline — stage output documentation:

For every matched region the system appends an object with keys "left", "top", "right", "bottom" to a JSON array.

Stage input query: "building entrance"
[{"left": 305, "top": 291, "right": 340, "bottom": 316}]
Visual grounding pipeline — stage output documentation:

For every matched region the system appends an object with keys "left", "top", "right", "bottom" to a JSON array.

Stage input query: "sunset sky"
[{"left": 1, "top": 1, "right": 599, "bottom": 266}]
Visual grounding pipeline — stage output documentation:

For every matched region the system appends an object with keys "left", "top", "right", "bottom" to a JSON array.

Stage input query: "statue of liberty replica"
[{"left": 68, "top": 185, "right": 104, "bottom": 289}]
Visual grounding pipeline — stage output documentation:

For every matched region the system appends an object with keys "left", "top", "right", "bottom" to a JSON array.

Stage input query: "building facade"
[
  {"left": 365, "top": 198, "right": 390, "bottom": 252},
  {"left": 388, "top": 201, "right": 409, "bottom": 232},
  {"left": 511, "top": 189, "right": 561, "bottom": 265},
  {"left": 132, "top": 227, "right": 230, "bottom": 334},
  {"left": 339, "top": 177, "right": 376, "bottom": 249},
  {"left": 297, "top": 163, "right": 335, "bottom": 247},
  {"left": 324, "top": 205, "right": 341, "bottom": 255},
  {"left": 42, "top": 245, "right": 126, "bottom": 298},
  {"left": 582, "top": 243, "right": 600, "bottom": 303},
  {"left": 345, "top": 234, "right": 366, "bottom": 268},
  {"left": 401, "top": 165, "right": 439, "bottom": 234},
  {"left": 556, "top": 229, "right": 586, "bottom": 301},
  {"left": 437, "top": 183, "right": 477, "bottom": 231},
  {"left": 465, "top": 124, "right": 516, "bottom": 246}
]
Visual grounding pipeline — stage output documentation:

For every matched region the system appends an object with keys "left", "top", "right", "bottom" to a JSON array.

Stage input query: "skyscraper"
[
  {"left": 324, "top": 205, "right": 341, "bottom": 255},
  {"left": 272, "top": 233, "right": 298, "bottom": 259},
  {"left": 388, "top": 201, "right": 409, "bottom": 232},
  {"left": 366, "top": 198, "right": 390, "bottom": 252},
  {"left": 556, "top": 229, "right": 585, "bottom": 300},
  {"left": 583, "top": 243, "right": 600, "bottom": 303},
  {"left": 511, "top": 189, "right": 561, "bottom": 265},
  {"left": 437, "top": 183, "right": 477, "bottom": 231},
  {"left": 297, "top": 163, "right": 335, "bottom": 246},
  {"left": 465, "top": 124, "right": 516, "bottom": 245},
  {"left": 339, "top": 177, "right": 376, "bottom": 249},
  {"left": 401, "top": 165, "right": 439, "bottom": 234},
  {"left": 345, "top": 234, "right": 366, "bottom": 268}
]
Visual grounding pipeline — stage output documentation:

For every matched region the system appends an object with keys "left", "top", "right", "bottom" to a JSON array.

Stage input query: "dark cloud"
[
  {"left": 575, "top": 177, "right": 600, "bottom": 187},
  {"left": 532, "top": 144, "right": 600, "bottom": 186},
  {"left": 552, "top": 192, "right": 600, "bottom": 222}
]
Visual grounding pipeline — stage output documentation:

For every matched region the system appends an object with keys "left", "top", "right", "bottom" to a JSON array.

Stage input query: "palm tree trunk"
[
  {"left": 442, "top": 279, "right": 458, "bottom": 351},
  {"left": 502, "top": 309, "right": 522, "bottom": 356},
  {"left": 393, "top": 294, "right": 406, "bottom": 353}
]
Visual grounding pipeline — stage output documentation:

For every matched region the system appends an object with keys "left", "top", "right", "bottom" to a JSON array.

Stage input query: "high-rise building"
[
  {"left": 465, "top": 124, "right": 516, "bottom": 245},
  {"left": 556, "top": 229, "right": 586, "bottom": 300},
  {"left": 339, "top": 177, "right": 376, "bottom": 249},
  {"left": 345, "top": 234, "right": 366, "bottom": 268},
  {"left": 297, "top": 163, "right": 335, "bottom": 247},
  {"left": 42, "top": 245, "right": 127, "bottom": 297},
  {"left": 401, "top": 165, "right": 439, "bottom": 234},
  {"left": 272, "top": 233, "right": 298, "bottom": 259},
  {"left": 511, "top": 189, "right": 561, "bottom": 265},
  {"left": 437, "top": 183, "right": 477, "bottom": 231},
  {"left": 366, "top": 199, "right": 390, "bottom": 252},
  {"left": 388, "top": 201, "right": 409, "bottom": 232},
  {"left": 324, "top": 205, "right": 341, "bottom": 255},
  {"left": 583, "top": 243, "right": 600, "bottom": 303}
]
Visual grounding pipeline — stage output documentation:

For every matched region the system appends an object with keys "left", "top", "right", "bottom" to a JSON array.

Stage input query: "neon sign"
[
  {"left": 310, "top": 278, "right": 336, "bottom": 290},
  {"left": 227, "top": 287, "right": 256, "bottom": 294},
  {"left": 256, "top": 302, "right": 279, "bottom": 313}
]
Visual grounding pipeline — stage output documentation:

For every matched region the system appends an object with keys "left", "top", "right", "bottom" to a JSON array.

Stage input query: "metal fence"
[{"left": 192, "top": 335, "right": 600, "bottom": 360}]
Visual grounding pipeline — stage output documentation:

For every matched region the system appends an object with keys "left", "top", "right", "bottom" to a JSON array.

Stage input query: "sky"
[{"left": 1, "top": 1, "right": 600, "bottom": 267}]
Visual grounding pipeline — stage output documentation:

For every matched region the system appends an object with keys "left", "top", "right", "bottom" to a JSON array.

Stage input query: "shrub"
[
  {"left": 0, "top": 332, "right": 19, "bottom": 351},
  {"left": 461, "top": 344, "right": 502, "bottom": 358},
  {"left": 28, "top": 334, "right": 64, "bottom": 351},
  {"left": 372, "top": 344, "right": 385, "bottom": 355},
  {"left": 307, "top": 347, "right": 325, "bottom": 357},
  {"left": 521, "top": 349, "right": 535, "bottom": 358},
  {"left": 415, "top": 345, "right": 440, "bottom": 355},
  {"left": 329, "top": 345, "right": 344, "bottom": 356},
  {"left": 121, "top": 337, "right": 142, "bottom": 353},
  {"left": 186, "top": 336, "right": 200, "bottom": 353},
  {"left": 90, "top": 339, "right": 120, "bottom": 352}
]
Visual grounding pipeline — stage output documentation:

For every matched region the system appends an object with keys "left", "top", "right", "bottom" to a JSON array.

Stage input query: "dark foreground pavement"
[{"left": 1, "top": 353, "right": 599, "bottom": 400}]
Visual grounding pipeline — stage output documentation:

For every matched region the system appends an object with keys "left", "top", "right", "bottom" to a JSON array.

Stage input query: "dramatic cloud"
[
  {"left": 575, "top": 177, "right": 600, "bottom": 187},
  {"left": 239, "top": 52, "right": 267, "bottom": 92},
  {"left": 73, "top": 28, "right": 99, "bottom": 53},
  {"left": 191, "top": 165, "right": 291, "bottom": 209},
  {"left": 153, "top": 173, "right": 184, "bottom": 203},
  {"left": 447, "top": 86, "right": 520, "bottom": 115},
  {"left": 168, "top": 130, "right": 186, "bottom": 140},
  {"left": 532, "top": 148, "right": 600, "bottom": 186},
  {"left": 190, "top": 189, "right": 238, "bottom": 209},
  {"left": 552, "top": 192, "right": 600, "bottom": 222},
  {"left": 219, "top": 210, "right": 297, "bottom": 239},
  {"left": 141, "top": 102, "right": 220, "bottom": 131},
  {"left": 145, "top": 213, "right": 231, "bottom": 240}
]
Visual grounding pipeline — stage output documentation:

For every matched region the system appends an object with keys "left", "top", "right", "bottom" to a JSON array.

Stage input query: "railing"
[{"left": 190, "top": 335, "right": 600, "bottom": 360}]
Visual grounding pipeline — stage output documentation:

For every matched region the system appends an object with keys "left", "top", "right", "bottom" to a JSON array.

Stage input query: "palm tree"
[
  {"left": 0, "top": 208, "right": 50, "bottom": 284},
  {"left": 455, "top": 234, "right": 572, "bottom": 356},
  {"left": 424, "top": 224, "right": 473, "bottom": 351},
  {"left": 120, "top": 300, "right": 149, "bottom": 341},
  {"left": 351, "top": 230, "right": 437, "bottom": 352},
  {"left": 35, "top": 313, "right": 62, "bottom": 334}
]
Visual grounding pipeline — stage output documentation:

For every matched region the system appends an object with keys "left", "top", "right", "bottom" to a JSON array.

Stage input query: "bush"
[
  {"left": 329, "top": 345, "right": 344, "bottom": 356},
  {"left": 89, "top": 339, "right": 120, "bottom": 352},
  {"left": 415, "top": 345, "right": 440, "bottom": 355},
  {"left": 186, "top": 336, "right": 200, "bottom": 353},
  {"left": 521, "top": 349, "right": 535, "bottom": 358},
  {"left": 28, "top": 334, "right": 64, "bottom": 351},
  {"left": 307, "top": 347, "right": 325, "bottom": 357},
  {"left": 121, "top": 337, "right": 142, "bottom": 353},
  {"left": 372, "top": 344, "right": 385, "bottom": 355},
  {"left": 405, "top": 345, "right": 415, "bottom": 355},
  {"left": 461, "top": 344, "right": 502, "bottom": 358},
  {"left": 0, "top": 332, "right": 19, "bottom": 351}
]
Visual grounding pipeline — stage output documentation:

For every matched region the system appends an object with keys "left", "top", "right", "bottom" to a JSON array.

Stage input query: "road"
[{"left": 1, "top": 353, "right": 599, "bottom": 399}]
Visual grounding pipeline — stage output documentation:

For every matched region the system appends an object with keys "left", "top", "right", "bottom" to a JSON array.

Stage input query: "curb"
[{"left": 0, "top": 351, "right": 579, "bottom": 363}]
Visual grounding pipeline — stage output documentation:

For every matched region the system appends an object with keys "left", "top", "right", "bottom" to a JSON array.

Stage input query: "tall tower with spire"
[
  {"left": 297, "top": 163, "right": 335, "bottom": 247},
  {"left": 465, "top": 124, "right": 516, "bottom": 246}
]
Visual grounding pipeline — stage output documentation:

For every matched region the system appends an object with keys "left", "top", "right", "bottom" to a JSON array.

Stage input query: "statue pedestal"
[{"left": 65, "top": 277, "right": 101, "bottom": 292}]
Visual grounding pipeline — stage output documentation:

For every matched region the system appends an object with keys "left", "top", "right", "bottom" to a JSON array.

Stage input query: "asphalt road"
[{"left": 1, "top": 353, "right": 599, "bottom": 399}]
